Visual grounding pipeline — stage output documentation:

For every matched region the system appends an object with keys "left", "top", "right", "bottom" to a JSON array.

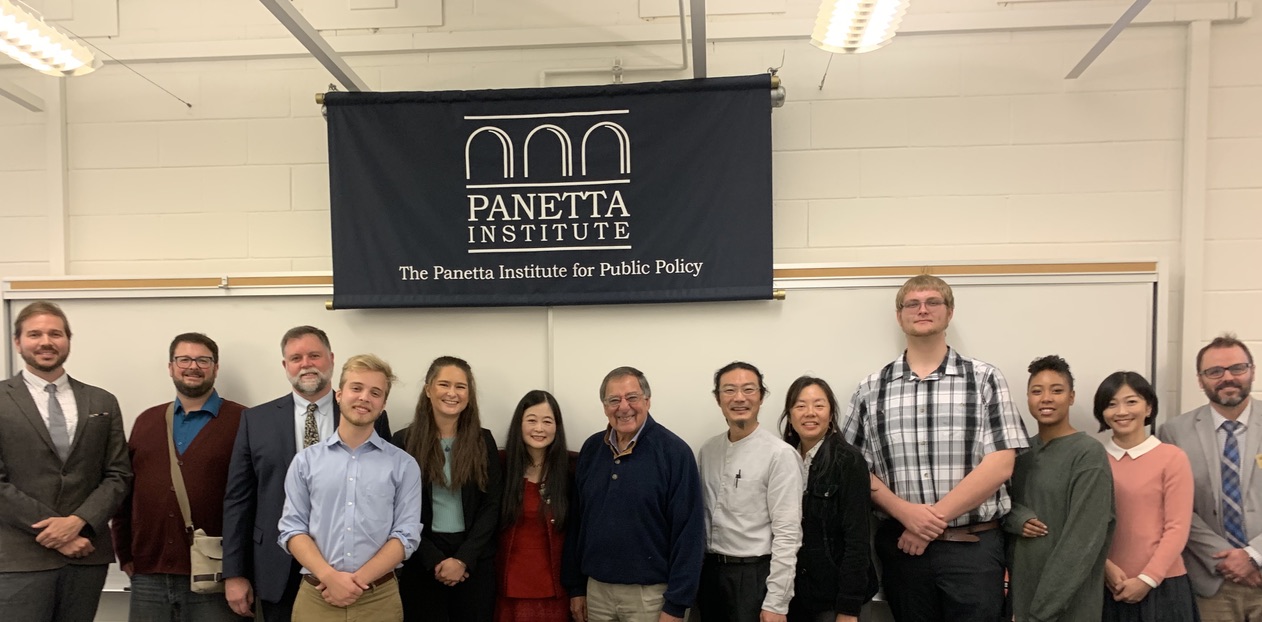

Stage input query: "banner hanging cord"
[{"left": 59, "top": 25, "right": 194, "bottom": 108}]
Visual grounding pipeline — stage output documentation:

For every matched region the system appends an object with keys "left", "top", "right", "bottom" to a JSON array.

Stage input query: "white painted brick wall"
[
  {"left": 0, "top": 216, "right": 49, "bottom": 262},
  {"left": 0, "top": 0, "right": 1256, "bottom": 406},
  {"left": 0, "top": 171, "right": 46, "bottom": 215},
  {"left": 291, "top": 164, "right": 330, "bottom": 212},
  {"left": 247, "top": 118, "right": 328, "bottom": 165},
  {"left": 70, "top": 166, "right": 291, "bottom": 215},
  {"left": 1202, "top": 12, "right": 1262, "bottom": 386},
  {"left": 246, "top": 212, "right": 332, "bottom": 258},
  {"left": 69, "top": 122, "right": 161, "bottom": 169},
  {"left": 0, "top": 71, "right": 51, "bottom": 277},
  {"left": 0, "top": 124, "right": 45, "bottom": 170},
  {"left": 158, "top": 120, "right": 249, "bottom": 166}
]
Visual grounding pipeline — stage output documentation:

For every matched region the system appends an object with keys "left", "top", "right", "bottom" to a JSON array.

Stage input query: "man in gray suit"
[
  {"left": 0, "top": 300, "right": 132, "bottom": 622},
  {"left": 1159, "top": 334, "right": 1261, "bottom": 620}
]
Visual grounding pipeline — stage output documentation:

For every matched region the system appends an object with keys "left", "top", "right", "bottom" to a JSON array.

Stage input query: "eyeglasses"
[
  {"left": 1200, "top": 363, "right": 1254, "bottom": 380},
  {"left": 603, "top": 393, "right": 644, "bottom": 408},
  {"left": 720, "top": 386, "right": 760, "bottom": 398},
  {"left": 173, "top": 356, "right": 215, "bottom": 369},
  {"left": 899, "top": 298, "right": 946, "bottom": 311}
]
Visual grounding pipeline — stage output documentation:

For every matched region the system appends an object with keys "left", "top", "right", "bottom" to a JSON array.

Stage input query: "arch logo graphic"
[{"left": 463, "top": 110, "right": 634, "bottom": 255}]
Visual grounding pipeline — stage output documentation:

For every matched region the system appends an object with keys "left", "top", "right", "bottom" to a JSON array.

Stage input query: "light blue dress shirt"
[{"left": 278, "top": 430, "right": 423, "bottom": 573}]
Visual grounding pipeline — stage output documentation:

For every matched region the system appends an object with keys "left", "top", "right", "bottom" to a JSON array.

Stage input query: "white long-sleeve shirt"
[{"left": 699, "top": 424, "right": 803, "bottom": 614}]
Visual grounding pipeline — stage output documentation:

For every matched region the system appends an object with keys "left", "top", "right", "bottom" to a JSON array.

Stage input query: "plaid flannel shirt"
[{"left": 841, "top": 347, "right": 1029, "bottom": 527}]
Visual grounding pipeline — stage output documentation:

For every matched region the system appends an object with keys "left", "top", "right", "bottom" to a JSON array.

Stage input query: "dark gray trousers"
[{"left": 0, "top": 564, "right": 109, "bottom": 622}]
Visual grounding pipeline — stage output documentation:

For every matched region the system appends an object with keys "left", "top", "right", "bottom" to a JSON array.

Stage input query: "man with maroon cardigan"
[{"left": 112, "top": 333, "right": 247, "bottom": 621}]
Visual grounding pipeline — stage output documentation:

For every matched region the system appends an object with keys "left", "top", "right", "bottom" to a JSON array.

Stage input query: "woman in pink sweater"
[{"left": 1094, "top": 371, "right": 1201, "bottom": 622}]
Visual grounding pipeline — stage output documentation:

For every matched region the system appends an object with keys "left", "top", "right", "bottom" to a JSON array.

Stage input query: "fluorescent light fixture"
[
  {"left": 0, "top": 0, "right": 99, "bottom": 77},
  {"left": 811, "top": 0, "right": 911, "bottom": 54}
]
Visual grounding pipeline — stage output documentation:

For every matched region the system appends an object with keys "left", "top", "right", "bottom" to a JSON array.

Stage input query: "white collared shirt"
[
  {"left": 293, "top": 390, "right": 335, "bottom": 451},
  {"left": 1105, "top": 435, "right": 1162, "bottom": 461},
  {"left": 22, "top": 368, "right": 78, "bottom": 439},
  {"left": 699, "top": 425, "right": 803, "bottom": 614}
]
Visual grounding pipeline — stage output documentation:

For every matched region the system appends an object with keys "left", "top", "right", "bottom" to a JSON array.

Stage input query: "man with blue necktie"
[{"left": 1159, "top": 334, "right": 1262, "bottom": 620}]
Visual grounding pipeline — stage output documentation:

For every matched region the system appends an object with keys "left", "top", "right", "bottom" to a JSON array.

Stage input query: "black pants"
[
  {"left": 399, "top": 531, "right": 494, "bottom": 622},
  {"left": 875, "top": 519, "right": 1006, "bottom": 622},
  {"left": 258, "top": 560, "right": 301, "bottom": 622},
  {"left": 697, "top": 554, "right": 771, "bottom": 622}
]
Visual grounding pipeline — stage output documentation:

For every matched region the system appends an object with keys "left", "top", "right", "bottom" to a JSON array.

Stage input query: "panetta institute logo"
[{"left": 464, "top": 110, "right": 633, "bottom": 255}]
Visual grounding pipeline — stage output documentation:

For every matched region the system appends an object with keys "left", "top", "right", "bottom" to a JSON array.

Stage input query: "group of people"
[
  {"left": 1003, "top": 332, "right": 1262, "bottom": 622},
  {"left": 0, "top": 273, "right": 1257, "bottom": 622}
]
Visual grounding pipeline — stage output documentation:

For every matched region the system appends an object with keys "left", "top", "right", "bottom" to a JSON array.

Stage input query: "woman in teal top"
[{"left": 392, "top": 356, "right": 503, "bottom": 622}]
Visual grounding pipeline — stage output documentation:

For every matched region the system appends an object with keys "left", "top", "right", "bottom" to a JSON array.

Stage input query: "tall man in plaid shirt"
[{"left": 841, "top": 275, "right": 1029, "bottom": 622}]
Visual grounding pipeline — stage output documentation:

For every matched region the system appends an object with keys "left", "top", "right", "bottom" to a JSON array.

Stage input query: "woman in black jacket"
[
  {"left": 779, "top": 376, "right": 877, "bottom": 622},
  {"left": 392, "top": 355, "right": 503, "bottom": 622}
]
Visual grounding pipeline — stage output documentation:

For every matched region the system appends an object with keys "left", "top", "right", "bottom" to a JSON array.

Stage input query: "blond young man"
[{"left": 278, "top": 354, "right": 422, "bottom": 622}]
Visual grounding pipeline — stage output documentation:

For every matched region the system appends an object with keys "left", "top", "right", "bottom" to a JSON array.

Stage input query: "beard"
[
  {"left": 289, "top": 366, "right": 330, "bottom": 397},
  {"left": 173, "top": 374, "right": 214, "bottom": 399},
  {"left": 1205, "top": 378, "right": 1253, "bottom": 408},
  {"left": 21, "top": 347, "right": 68, "bottom": 374}
]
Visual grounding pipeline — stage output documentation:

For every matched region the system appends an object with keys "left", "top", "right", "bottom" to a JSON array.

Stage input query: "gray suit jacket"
[
  {"left": 0, "top": 373, "right": 132, "bottom": 571},
  {"left": 1158, "top": 401, "right": 1262, "bottom": 597}
]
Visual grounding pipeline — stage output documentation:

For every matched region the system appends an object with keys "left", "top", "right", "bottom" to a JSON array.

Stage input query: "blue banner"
[{"left": 326, "top": 75, "right": 773, "bottom": 308}]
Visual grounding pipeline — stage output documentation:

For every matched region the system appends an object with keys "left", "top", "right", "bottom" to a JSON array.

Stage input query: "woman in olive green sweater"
[{"left": 1004, "top": 355, "right": 1115, "bottom": 622}]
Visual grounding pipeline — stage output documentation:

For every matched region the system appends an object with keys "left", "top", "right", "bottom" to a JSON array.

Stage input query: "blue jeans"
[{"left": 128, "top": 573, "right": 246, "bottom": 622}]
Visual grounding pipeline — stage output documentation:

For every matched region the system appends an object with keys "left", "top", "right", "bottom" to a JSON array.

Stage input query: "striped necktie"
[{"left": 1221, "top": 419, "right": 1248, "bottom": 547}]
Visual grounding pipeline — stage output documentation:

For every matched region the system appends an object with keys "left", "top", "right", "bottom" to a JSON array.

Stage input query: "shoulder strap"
[{"left": 165, "top": 403, "right": 195, "bottom": 531}]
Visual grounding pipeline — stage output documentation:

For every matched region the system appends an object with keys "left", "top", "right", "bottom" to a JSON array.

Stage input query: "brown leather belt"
[
  {"left": 303, "top": 571, "right": 396, "bottom": 589},
  {"left": 935, "top": 520, "right": 1000, "bottom": 543}
]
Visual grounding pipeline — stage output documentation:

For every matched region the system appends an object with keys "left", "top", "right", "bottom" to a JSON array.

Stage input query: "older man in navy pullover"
[{"left": 563, "top": 366, "right": 705, "bottom": 622}]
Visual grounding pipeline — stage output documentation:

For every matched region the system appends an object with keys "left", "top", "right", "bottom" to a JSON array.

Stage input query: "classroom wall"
[{"left": 0, "top": 0, "right": 1259, "bottom": 413}]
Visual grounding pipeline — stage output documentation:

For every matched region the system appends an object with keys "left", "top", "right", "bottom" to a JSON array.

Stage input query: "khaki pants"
[
  {"left": 1197, "top": 580, "right": 1262, "bottom": 622},
  {"left": 586, "top": 578, "right": 670, "bottom": 622},
  {"left": 291, "top": 576, "right": 403, "bottom": 622}
]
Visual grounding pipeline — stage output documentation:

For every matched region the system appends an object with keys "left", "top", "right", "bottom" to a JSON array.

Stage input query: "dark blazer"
[
  {"left": 790, "top": 433, "right": 878, "bottom": 619},
  {"left": 391, "top": 427, "right": 503, "bottom": 572},
  {"left": 221, "top": 393, "right": 390, "bottom": 603},
  {"left": 0, "top": 373, "right": 132, "bottom": 572}
]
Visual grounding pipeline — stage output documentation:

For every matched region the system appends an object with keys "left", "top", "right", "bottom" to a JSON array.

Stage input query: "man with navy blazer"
[
  {"left": 1159, "top": 334, "right": 1262, "bottom": 620},
  {"left": 221, "top": 326, "right": 390, "bottom": 620},
  {"left": 0, "top": 301, "right": 131, "bottom": 622}
]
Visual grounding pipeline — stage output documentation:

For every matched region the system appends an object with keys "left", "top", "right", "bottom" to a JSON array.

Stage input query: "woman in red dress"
[{"left": 496, "top": 390, "right": 572, "bottom": 622}]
